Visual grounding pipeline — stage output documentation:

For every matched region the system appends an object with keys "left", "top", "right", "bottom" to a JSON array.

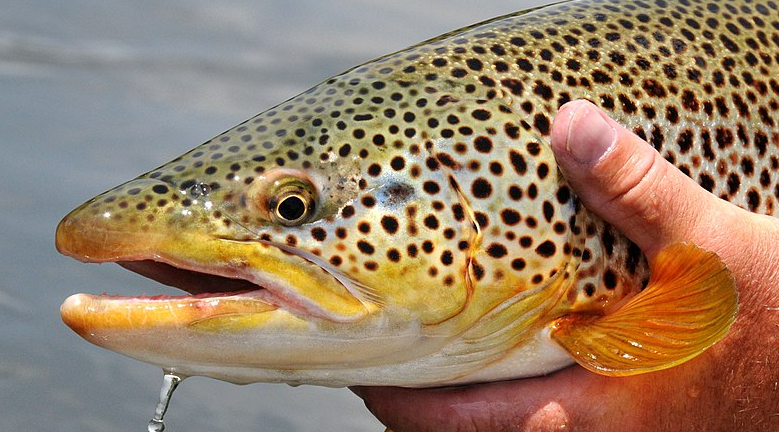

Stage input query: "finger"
[
  {"left": 550, "top": 100, "right": 734, "bottom": 258},
  {"left": 351, "top": 369, "right": 591, "bottom": 432},
  {"left": 352, "top": 365, "right": 660, "bottom": 432}
]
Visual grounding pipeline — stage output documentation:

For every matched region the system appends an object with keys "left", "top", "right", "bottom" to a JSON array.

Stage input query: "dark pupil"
[{"left": 277, "top": 195, "right": 306, "bottom": 221}]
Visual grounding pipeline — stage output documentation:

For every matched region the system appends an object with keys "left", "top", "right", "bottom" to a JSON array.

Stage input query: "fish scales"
[{"left": 56, "top": 0, "right": 769, "bottom": 386}]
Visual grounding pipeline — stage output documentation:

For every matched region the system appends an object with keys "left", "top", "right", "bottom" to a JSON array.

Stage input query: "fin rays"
[{"left": 550, "top": 242, "right": 738, "bottom": 376}]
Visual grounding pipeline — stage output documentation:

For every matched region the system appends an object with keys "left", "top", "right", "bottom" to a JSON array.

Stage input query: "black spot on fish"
[
  {"left": 357, "top": 240, "right": 375, "bottom": 255},
  {"left": 535, "top": 240, "right": 556, "bottom": 258},
  {"left": 486, "top": 243, "right": 508, "bottom": 258}
]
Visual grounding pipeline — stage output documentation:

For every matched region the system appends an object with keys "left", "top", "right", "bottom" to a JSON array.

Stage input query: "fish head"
[{"left": 56, "top": 65, "right": 555, "bottom": 384}]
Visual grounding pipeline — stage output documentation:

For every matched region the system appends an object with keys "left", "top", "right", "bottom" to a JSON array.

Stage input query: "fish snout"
[{"left": 55, "top": 178, "right": 182, "bottom": 262}]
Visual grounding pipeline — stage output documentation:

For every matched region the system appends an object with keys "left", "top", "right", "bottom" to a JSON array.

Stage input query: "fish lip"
[
  {"left": 69, "top": 238, "right": 369, "bottom": 321},
  {"left": 97, "top": 252, "right": 305, "bottom": 317},
  {"left": 91, "top": 254, "right": 286, "bottom": 309}
]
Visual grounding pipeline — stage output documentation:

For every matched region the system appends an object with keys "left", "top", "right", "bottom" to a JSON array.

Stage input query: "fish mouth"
[
  {"left": 117, "top": 260, "right": 259, "bottom": 297},
  {"left": 56, "top": 197, "right": 372, "bottom": 340},
  {"left": 56, "top": 209, "right": 385, "bottom": 377},
  {"left": 58, "top": 243, "right": 370, "bottom": 331}
]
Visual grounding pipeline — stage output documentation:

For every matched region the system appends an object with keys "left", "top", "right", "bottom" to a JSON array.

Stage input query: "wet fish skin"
[{"left": 55, "top": 0, "right": 773, "bottom": 386}]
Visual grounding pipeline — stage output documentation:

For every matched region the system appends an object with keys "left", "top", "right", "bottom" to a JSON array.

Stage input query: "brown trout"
[{"left": 56, "top": 0, "right": 775, "bottom": 387}]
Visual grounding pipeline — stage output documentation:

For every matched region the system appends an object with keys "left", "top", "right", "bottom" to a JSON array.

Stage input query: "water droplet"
[
  {"left": 188, "top": 182, "right": 211, "bottom": 198},
  {"left": 147, "top": 371, "right": 185, "bottom": 432}
]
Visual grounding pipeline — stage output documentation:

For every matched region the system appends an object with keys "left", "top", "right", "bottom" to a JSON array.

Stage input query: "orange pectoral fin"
[{"left": 550, "top": 242, "right": 738, "bottom": 377}]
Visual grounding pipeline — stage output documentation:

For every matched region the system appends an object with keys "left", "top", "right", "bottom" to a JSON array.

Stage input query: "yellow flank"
[{"left": 549, "top": 243, "right": 738, "bottom": 376}]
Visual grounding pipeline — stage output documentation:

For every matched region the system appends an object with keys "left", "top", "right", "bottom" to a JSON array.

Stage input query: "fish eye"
[
  {"left": 268, "top": 181, "right": 316, "bottom": 226},
  {"left": 274, "top": 193, "right": 309, "bottom": 224}
]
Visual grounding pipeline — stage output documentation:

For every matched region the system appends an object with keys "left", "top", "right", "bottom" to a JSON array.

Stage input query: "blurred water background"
[{"left": 0, "top": 0, "right": 544, "bottom": 430}]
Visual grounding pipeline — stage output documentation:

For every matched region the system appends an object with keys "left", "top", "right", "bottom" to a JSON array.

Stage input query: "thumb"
[{"left": 549, "top": 100, "right": 733, "bottom": 258}]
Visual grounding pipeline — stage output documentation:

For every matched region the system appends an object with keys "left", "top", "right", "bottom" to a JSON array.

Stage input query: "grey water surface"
[{"left": 0, "top": 0, "right": 544, "bottom": 430}]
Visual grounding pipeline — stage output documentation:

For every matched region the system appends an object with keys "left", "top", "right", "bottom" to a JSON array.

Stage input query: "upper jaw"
[
  {"left": 58, "top": 236, "right": 372, "bottom": 321},
  {"left": 56, "top": 199, "right": 373, "bottom": 330}
]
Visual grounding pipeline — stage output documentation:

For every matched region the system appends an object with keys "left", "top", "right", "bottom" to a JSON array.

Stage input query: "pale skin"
[{"left": 352, "top": 100, "right": 779, "bottom": 432}]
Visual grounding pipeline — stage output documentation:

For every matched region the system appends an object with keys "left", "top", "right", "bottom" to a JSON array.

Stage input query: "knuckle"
[{"left": 603, "top": 149, "right": 667, "bottom": 225}]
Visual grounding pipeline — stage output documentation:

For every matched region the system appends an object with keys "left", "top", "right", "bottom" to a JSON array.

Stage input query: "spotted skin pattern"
[{"left": 59, "top": 0, "right": 777, "bottom": 384}]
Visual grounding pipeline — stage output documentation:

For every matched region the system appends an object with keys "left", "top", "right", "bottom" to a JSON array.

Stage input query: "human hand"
[{"left": 352, "top": 100, "right": 779, "bottom": 431}]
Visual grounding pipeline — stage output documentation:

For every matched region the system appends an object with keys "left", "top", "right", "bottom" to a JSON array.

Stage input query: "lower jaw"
[{"left": 59, "top": 289, "right": 279, "bottom": 335}]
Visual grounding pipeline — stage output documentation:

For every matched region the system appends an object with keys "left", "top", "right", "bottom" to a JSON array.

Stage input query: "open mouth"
[
  {"left": 61, "top": 241, "right": 373, "bottom": 321},
  {"left": 56, "top": 210, "right": 371, "bottom": 326},
  {"left": 117, "top": 260, "right": 262, "bottom": 298}
]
